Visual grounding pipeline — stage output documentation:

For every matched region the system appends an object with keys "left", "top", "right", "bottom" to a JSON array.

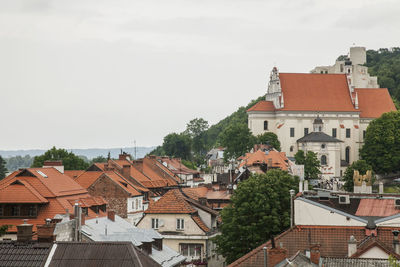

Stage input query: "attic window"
[
  {"left": 120, "top": 181, "right": 128, "bottom": 187},
  {"left": 36, "top": 170, "right": 48, "bottom": 178}
]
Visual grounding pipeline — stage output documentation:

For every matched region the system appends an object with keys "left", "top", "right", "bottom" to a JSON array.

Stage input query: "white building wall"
[
  {"left": 294, "top": 199, "right": 366, "bottom": 226},
  {"left": 358, "top": 246, "right": 389, "bottom": 259}
]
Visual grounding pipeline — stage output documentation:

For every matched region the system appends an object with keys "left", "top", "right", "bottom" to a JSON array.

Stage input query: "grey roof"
[
  {"left": 0, "top": 241, "right": 52, "bottom": 267},
  {"left": 81, "top": 215, "right": 186, "bottom": 267},
  {"left": 276, "top": 251, "right": 318, "bottom": 267},
  {"left": 50, "top": 242, "right": 160, "bottom": 267},
  {"left": 320, "top": 257, "right": 391, "bottom": 267},
  {"left": 297, "top": 132, "right": 343, "bottom": 143}
]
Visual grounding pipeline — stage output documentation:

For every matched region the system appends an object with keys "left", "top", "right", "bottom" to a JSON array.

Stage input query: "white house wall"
[{"left": 294, "top": 198, "right": 366, "bottom": 227}]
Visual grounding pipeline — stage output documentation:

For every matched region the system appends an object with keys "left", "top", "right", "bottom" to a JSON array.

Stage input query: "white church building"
[{"left": 247, "top": 47, "right": 396, "bottom": 179}]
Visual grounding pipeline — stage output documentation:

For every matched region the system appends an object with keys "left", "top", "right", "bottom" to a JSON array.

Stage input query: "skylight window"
[{"left": 36, "top": 170, "right": 48, "bottom": 178}]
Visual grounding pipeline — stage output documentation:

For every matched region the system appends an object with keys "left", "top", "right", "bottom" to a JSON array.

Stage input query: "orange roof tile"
[
  {"left": 279, "top": 73, "right": 357, "bottom": 112},
  {"left": 75, "top": 171, "right": 103, "bottom": 189},
  {"left": 145, "top": 189, "right": 196, "bottom": 214},
  {"left": 355, "top": 198, "right": 400, "bottom": 217},
  {"left": 239, "top": 149, "right": 288, "bottom": 170},
  {"left": 356, "top": 88, "right": 397, "bottom": 118},
  {"left": 105, "top": 171, "right": 142, "bottom": 197},
  {"left": 0, "top": 180, "right": 48, "bottom": 203},
  {"left": 64, "top": 170, "right": 85, "bottom": 179},
  {"left": 192, "top": 214, "right": 210, "bottom": 233},
  {"left": 247, "top": 101, "right": 275, "bottom": 112}
]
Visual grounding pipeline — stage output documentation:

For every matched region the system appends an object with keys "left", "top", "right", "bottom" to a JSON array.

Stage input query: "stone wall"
[{"left": 88, "top": 175, "right": 129, "bottom": 218}]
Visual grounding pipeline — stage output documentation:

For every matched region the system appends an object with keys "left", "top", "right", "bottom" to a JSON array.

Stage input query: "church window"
[
  {"left": 348, "top": 69, "right": 351, "bottom": 74},
  {"left": 321, "top": 155, "right": 327, "bottom": 165},
  {"left": 321, "top": 144, "right": 326, "bottom": 149},
  {"left": 332, "top": 128, "right": 337, "bottom": 138},
  {"left": 320, "top": 71, "right": 323, "bottom": 74},
  {"left": 290, "top": 128, "right": 295, "bottom": 137},
  {"left": 346, "top": 128, "right": 351, "bottom": 138},
  {"left": 264, "top": 121, "right": 268, "bottom": 130},
  {"left": 345, "top": 147, "right": 350, "bottom": 163},
  {"left": 304, "top": 128, "right": 309, "bottom": 136},
  {"left": 290, "top": 146, "right": 294, "bottom": 152},
  {"left": 363, "top": 130, "right": 366, "bottom": 139}
]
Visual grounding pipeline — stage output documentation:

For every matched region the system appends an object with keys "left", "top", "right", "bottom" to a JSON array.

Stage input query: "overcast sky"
[{"left": 0, "top": 0, "right": 399, "bottom": 150}]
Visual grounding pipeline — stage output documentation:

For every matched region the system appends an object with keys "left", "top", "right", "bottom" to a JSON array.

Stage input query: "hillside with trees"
[{"left": 151, "top": 47, "right": 400, "bottom": 164}]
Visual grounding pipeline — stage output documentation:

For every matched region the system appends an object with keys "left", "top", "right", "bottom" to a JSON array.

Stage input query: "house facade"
[{"left": 137, "top": 189, "right": 224, "bottom": 266}]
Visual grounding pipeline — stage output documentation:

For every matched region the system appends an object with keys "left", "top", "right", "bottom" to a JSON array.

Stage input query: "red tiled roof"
[
  {"left": 239, "top": 149, "right": 288, "bottom": 170},
  {"left": 192, "top": 214, "right": 210, "bottom": 233},
  {"left": 228, "top": 225, "right": 400, "bottom": 267},
  {"left": 145, "top": 189, "right": 196, "bottom": 214},
  {"left": 279, "top": 73, "right": 357, "bottom": 112},
  {"left": 75, "top": 171, "right": 103, "bottom": 189},
  {"left": 0, "top": 180, "right": 48, "bottom": 203},
  {"left": 355, "top": 88, "right": 397, "bottom": 118},
  {"left": 158, "top": 157, "right": 199, "bottom": 175},
  {"left": 247, "top": 101, "right": 275, "bottom": 112},
  {"left": 356, "top": 198, "right": 400, "bottom": 217},
  {"left": 64, "top": 170, "right": 85, "bottom": 179},
  {"left": 105, "top": 171, "right": 142, "bottom": 197}
]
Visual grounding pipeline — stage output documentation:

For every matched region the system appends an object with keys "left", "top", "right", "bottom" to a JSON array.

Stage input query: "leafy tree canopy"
[
  {"left": 218, "top": 123, "right": 255, "bottom": 161},
  {"left": 255, "top": 132, "right": 281, "bottom": 151},
  {"left": 4, "top": 155, "right": 33, "bottom": 172},
  {"left": 214, "top": 170, "right": 298, "bottom": 263},
  {"left": 360, "top": 111, "right": 400, "bottom": 174},
  {"left": 31, "top": 146, "right": 89, "bottom": 170},
  {"left": 91, "top": 155, "right": 108, "bottom": 164},
  {"left": 0, "top": 156, "right": 7, "bottom": 180},
  {"left": 162, "top": 133, "right": 192, "bottom": 160},
  {"left": 343, "top": 160, "right": 374, "bottom": 192},
  {"left": 294, "top": 150, "right": 321, "bottom": 179}
]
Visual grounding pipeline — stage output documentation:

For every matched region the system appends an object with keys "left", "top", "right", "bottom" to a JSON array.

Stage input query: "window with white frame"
[
  {"left": 176, "top": 218, "right": 184, "bottom": 230},
  {"left": 151, "top": 218, "right": 159, "bottom": 229},
  {"left": 180, "top": 244, "right": 203, "bottom": 258},
  {"left": 135, "top": 199, "right": 139, "bottom": 210}
]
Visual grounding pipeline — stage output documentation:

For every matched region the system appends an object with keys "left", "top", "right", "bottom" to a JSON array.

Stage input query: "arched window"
[
  {"left": 345, "top": 146, "right": 350, "bottom": 163},
  {"left": 321, "top": 155, "right": 327, "bottom": 165},
  {"left": 290, "top": 146, "right": 294, "bottom": 152},
  {"left": 264, "top": 120, "right": 268, "bottom": 130}
]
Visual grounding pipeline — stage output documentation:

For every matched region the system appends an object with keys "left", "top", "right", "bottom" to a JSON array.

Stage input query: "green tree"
[
  {"left": 0, "top": 225, "right": 9, "bottom": 236},
  {"left": 91, "top": 155, "right": 108, "bottom": 164},
  {"left": 343, "top": 160, "right": 374, "bottom": 192},
  {"left": 294, "top": 150, "right": 321, "bottom": 179},
  {"left": 360, "top": 111, "right": 400, "bottom": 174},
  {"left": 0, "top": 155, "right": 7, "bottom": 180},
  {"left": 5, "top": 155, "right": 33, "bottom": 172},
  {"left": 31, "top": 147, "right": 89, "bottom": 170},
  {"left": 185, "top": 118, "right": 209, "bottom": 161},
  {"left": 218, "top": 123, "right": 255, "bottom": 161},
  {"left": 162, "top": 133, "right": 192, "bottom": 160},
  {"left": 255, "top": 132, "right": 281, "bottom": 151},
  {"left": 214, "top": 170, "right": 298, "bottom": 263}
]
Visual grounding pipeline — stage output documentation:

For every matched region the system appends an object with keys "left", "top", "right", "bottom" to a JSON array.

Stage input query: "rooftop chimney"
[
  {"left": 43, "top": 160, "right": 64, "bottom": 174},
  {"left": 119, "top": 153, "right": 128, "bottom": 160},
  {"left": 122, "top": 165, "right": 131, "bottom": 179},
  {"left": 379, "top": 181, "right": 384, "bottom": 194},
  {"left": 393, "top": 230, "right": 400, "bottom": 255},
  {"left": 348, "top": 235, "right": 357, "bottom": 257},
  {"left": 310, "top": 244, "right": 320, "bottom": 265},
  {"left": 107, "top": 210, "right": 115, "bottom": 222},
  {"left": 154, "top": 238, "right": 163, "bottom": 251},
  {"left": 37, "top": 218, "right": 55, "bottom": 243},
  {"left": 267, "top": 238, "right": 288, "bottom": 267},
  {"left": 17, "top": 220, "right": 33, "bottom": 242},
  {"left": 141, "top": 241, "right": 152, "bottom": 254}
]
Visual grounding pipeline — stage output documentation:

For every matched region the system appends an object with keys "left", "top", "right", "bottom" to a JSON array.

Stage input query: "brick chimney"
[
  {"left": 122, "top": 165, "right": 131, "bottom": 179},
  {"left": 310, "top": 244, "right": 321, "bottom": 265},
  {"left": 198, "top": 197, "right": 207, "bottom": 206},
  {"left": 43, "top": 160, "right": 64, "bottom": 173},
  {"left": 107, "top": 210, "right": 115, "bottom": 222},
  {"left": 81, "top": 211, "right": 85, "bottom": 226},
  {"left": 17, "top": 220, "right": 33, "bottom": 242},
  {"left": 141, "top": 241, "right": 152, "bottom": 254},
  {"left": 267, "top": 238, "right": 288, "bottom": 267},
  {"left": 154, "top": 238, "right": 163, "bottom": 251},
  {"left": 119, "top": 153, "right": 128, "bottom": 160},
  {"left": 37, "top": 219, "right": 56, "bottom": 243}
]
